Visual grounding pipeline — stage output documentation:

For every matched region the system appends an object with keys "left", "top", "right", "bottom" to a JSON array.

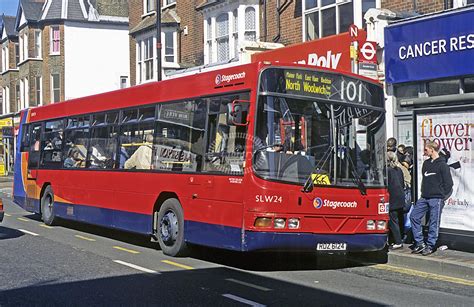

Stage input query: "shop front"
[{"left": 385, "top": 6, "right": 474, "bottom": 251}]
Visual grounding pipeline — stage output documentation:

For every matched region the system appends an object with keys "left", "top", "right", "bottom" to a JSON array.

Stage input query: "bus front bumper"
[{"left": 243, "top": 231, "right": 387, "bottom": 253}]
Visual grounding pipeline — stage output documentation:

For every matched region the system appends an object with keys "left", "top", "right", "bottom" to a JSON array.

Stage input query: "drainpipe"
[
  {"left": 273, "top": 0, "right": 281, "bottom": 42},
  {"left": 263, "top": 0, "right": 267, "bottom": 42}
]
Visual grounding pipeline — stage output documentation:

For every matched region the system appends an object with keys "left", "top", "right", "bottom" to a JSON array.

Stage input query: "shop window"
[
  {"left": 427, "top": 79, "right": 460, "bottom": 96},
  {"left": 463, "top": 77, "right": 474, "bottom": 93},
  {"left": 395, "top": 83, "right": 419, "bottom": 99}
]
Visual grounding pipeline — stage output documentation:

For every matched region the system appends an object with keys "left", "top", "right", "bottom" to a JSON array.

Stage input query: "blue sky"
[{"left": 0, "top": 0, "right": 19, "bottom": 17}]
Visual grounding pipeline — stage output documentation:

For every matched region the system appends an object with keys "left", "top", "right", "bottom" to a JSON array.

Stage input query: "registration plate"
[{"left": 316, "top": 243, "right": 347, "bottom": 251}]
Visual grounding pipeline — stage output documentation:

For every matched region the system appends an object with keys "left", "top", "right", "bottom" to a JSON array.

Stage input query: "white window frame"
[
  {"left": 163, "top": 0, "right": 176, "bottom": 8},
  {"left": 34, "top": 30, "right": 42, "bottom": 59},
  {"left": 50, "top": 26, "right": 60, "bottom": 55},
  {"left": 136, "top": 33, "right": 156, "bottom": 84},
  {"left": 15, "top": 43, "right": 19, "bottom": 66},
  {"left": 3, "top": 86, "right": 10, "bottom": 114},
  {"left": 1, "top": 43, "right": 8, "bottom": 72},
  {"left": 202, "top": 3, "right": 259, "bottom": 65},
  {"left": 19, "top": 31, "right": 28, "bottom": 62},
  {"left": 51, "top": 73, "right": 61, "bottom": 103},
  {"left": 143, "top": 0, "right": 156, "bottom": 15},
  {"left": 302, "top": 0, "right": 379, "bottom": 42},
  {"left": 453, "top": 0, "right": 474, "bottom": 8},
  {"left": 162, "top": 29, "right": 178, "bottom": 66},
  {"left": 35, "top": 76, "right": 42, "bottom": 106}
]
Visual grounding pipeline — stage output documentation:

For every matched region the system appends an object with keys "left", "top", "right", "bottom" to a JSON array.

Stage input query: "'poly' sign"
[{"left": 252, "top": 31, "right": 367, "bottom": 73}]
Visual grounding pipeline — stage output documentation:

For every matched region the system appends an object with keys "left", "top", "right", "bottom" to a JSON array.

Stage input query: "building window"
[
  {"left": 50, "top": 26, "right": 60, "bottom": 54},
  {"left": 164, "top": 31, "right": 175, "bottom": 63},
  {"left": 1, "top": 44, "right": 7, "bottom": 71},
  {"left": 51, "top": 74, "right": 61, "bottom": 103},
  {"left": 204, "top": 5, "right": 259, "bottom": 64},
  {"left": 19, "top": 32, "right": 28, "bottom": 62},
  {"left": 233, "top": 10, "right": 239, "bottom": 57},
  {"left": 34, "top": 30, "right": 42, "bottom": 58},
  {"left": 144, "top": 37, "right": 154, "bottom": 81},
  {"left": 137, "top": 36, "right": 155, "bottom": 83},
  {"left": 144, "top": 0, "right": 156, "bottom": 14},
  {"left": 206, "top": 18, "right": 213, "bottom": 63},
  {"left": 304, "top": 0, "right": 372, "bottom": 41},
  {"left": 16, "top": 82, "right": 20, "bottom": 110},
  {"left": 216, "top": 13, "right": 230, "bottom": 63},
  {"left": 137, "top": 42, "right": 142, "bottom": 83},
  {"left": 15, "top": 43, "right": 19, "bottom": 67},
  {"left": 244, "top": 7, "right": 256, "bottom": 41},
  {"left": 35, "top": 76, "right": 42, "bottom": 106},
  {"left": 164, "top": 0, "right": 176, "bottom": 6}
]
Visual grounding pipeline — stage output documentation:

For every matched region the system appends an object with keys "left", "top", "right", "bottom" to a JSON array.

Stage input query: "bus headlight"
[
  {"left": 367, "top": 220, "right": 375, "bottom": 230},
  {"left": 377, "top": 220, "right": 386, "bottom": 230},
  {"left": 288, "top": 218, "right": 300, "bottom": 229},
  {"left": 274, "top": 218, "right": 286, "bottom": 229},
  {"left": 254, "top": 217, "right": 272, "bottom": 228}
]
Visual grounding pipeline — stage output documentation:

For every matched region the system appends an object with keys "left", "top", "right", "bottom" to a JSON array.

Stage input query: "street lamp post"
[{"left": 156, "top": 0, "right": 162, "bottom": 81}]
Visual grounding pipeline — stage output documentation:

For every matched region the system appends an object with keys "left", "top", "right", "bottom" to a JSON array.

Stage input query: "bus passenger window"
[
  {"left": 63, "top": 129, "right": 88, "bottom": 169},
  {"left": 204, "top": 94, "right": 248, "bottom": 175},
  {"left": 119, "top": 120, "right": 154, "bottom": 170},
  {"left": 41, "top": 119, "right": 65, "bottom": 168},
  {"left": 154, "top": 100, "right": 205, "bottom": 173},
  {"left": 88, "top": 115, "right": 119, "bottom": 169}
]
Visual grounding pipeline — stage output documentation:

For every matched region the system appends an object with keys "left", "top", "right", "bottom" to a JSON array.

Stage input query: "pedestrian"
[
  {"left": 410, "top": 140, "right": 453, "bottom": 256},
  {"left": 386, "top": 151, "right": 405, "bottom": 250},
  {"left": 387, "top": 137, "right": 397, "bottom": 152}
]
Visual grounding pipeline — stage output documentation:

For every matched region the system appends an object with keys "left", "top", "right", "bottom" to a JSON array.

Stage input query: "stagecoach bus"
[{"left": 13, "top": 62, "right": 388, "bottom": 256}]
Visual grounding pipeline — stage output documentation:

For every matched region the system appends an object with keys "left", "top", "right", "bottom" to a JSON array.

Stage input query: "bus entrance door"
[{"left": 25, "top": 123, "right": 41, "bottom": 212}]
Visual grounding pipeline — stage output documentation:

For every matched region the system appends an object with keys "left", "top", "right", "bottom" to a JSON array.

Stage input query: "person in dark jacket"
[
  {"left": 386, "top": 151, "right": 405, "bottom": 249},
  {"left": 410, "top": 140, "right": 453, "bottom": 256}
]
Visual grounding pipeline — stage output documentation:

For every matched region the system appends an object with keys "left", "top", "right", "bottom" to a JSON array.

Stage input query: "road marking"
[
  {"left": 40, "top": 224, "right": 54, "bottom": 229},
  {"left": 17, "top": 217, "right": 29, "bottom": 222},
  {"left": 222, "top": 294, "right": 266, "bottom": 306},
  {"left": 225, "top": 278, "right": 272, "bottom": 291},
  {"left": 113, "top": 260, "right": 158, "bottom": 274},
  {"left": 75, "top": 235, "right": 96, "bottom": 241},
  {"left": 113, "top": 246, "right": 140, "bottom": 254},
  {"left": 162, "top": 260, "right": 194, "bottom": 270},
  {"left": 373, "top": 264, "right": 474, "bottom": 287},
  {"left": 5, "top": 213, "right": 11, "bottom": 217},
  {"left": 19, "top": 229, "right": 39, "bottom": 236}
]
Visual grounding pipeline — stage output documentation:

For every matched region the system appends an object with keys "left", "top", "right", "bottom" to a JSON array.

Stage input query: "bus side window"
[
  {"left": 204, "top": 94, "right": 249, "bottom": 174},
  {"left": 20, "top": 124, "right": 30, "bottom": 152},
  {"left": 41, "top": 119, "right": 65, "bottom": 168},
  {"left": 154, "top": 100, "right": 203, "bottom": 172}
]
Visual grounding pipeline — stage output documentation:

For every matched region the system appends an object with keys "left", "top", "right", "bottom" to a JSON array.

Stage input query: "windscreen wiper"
[
  {"left": 302, "top": 145, "right": 333, "bottom": 193},
  {"left": 346, "top": 152, "right": 367, "bottom": 196}
]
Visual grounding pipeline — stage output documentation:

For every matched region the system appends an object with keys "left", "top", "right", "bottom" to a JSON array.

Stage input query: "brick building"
[{"left": 0, "top": 0, "right": 130, "bottom": 116}]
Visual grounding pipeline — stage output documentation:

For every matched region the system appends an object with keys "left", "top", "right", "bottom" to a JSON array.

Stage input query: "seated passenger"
[
  {"left": 64, "top": 148, "right": 85, "bottom": 168},
  {"left": 124, "top": 134, "right": 153, "bottom": 170}
]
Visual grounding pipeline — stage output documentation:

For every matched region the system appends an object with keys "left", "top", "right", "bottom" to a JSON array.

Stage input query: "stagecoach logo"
[
  {"left": 313, "top": 197, "right": 323, "bottom": 209},
  {"left": 313, "top": 198, "right": 358, "bottom": 210},
  {"left": 215, "top": 72, "right": 246, "bottom": 85}
]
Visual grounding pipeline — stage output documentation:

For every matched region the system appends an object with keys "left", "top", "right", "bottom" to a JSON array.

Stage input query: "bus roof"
[{"left": 25, "top": 61, "right": 381, "bottom": 123}]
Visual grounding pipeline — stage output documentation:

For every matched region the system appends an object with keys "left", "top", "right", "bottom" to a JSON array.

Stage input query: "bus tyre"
[
  {"left": 41, "top": 186, "right": 57, "bottom": 226},
  {"left": 157, "top": 198, "right": 188, "bottom": 257}
]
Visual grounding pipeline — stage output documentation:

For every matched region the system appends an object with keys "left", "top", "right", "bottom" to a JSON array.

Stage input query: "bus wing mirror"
[{"left": 227, "top": 100, "right": 250, "bottom": 126}]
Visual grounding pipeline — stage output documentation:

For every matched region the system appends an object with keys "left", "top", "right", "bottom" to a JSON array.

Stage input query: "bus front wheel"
[
  {"left": 157, "top": 198, "right": 188, "bottom": 257},
  {"left": 41, "top": 186, "right": 57, "bottom": 226}
]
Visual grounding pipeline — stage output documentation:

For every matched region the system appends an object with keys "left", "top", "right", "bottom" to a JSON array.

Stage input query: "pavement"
[{"left": 0, "top": 174, "right": 472, "bottom": 282}]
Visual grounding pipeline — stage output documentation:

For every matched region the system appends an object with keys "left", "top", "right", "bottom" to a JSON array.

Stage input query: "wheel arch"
[
  {"left": 39, "top": 182, "right": 52, "bottom": 214},
  {"left": 152, "top": 192, "right": 181, "bottom": 235}
]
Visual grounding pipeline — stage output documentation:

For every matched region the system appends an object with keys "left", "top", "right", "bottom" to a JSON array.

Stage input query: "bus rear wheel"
[
  {"left": 157, "top": 198, "right": 188, "bottom": 257},
  {"left": 41, "top": 186, "right": 57, "bottom": 226}
]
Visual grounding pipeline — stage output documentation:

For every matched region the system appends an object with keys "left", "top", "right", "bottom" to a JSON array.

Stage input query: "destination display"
[{"left": 260, "top": 68, "right": 384, "bottom": 109}]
